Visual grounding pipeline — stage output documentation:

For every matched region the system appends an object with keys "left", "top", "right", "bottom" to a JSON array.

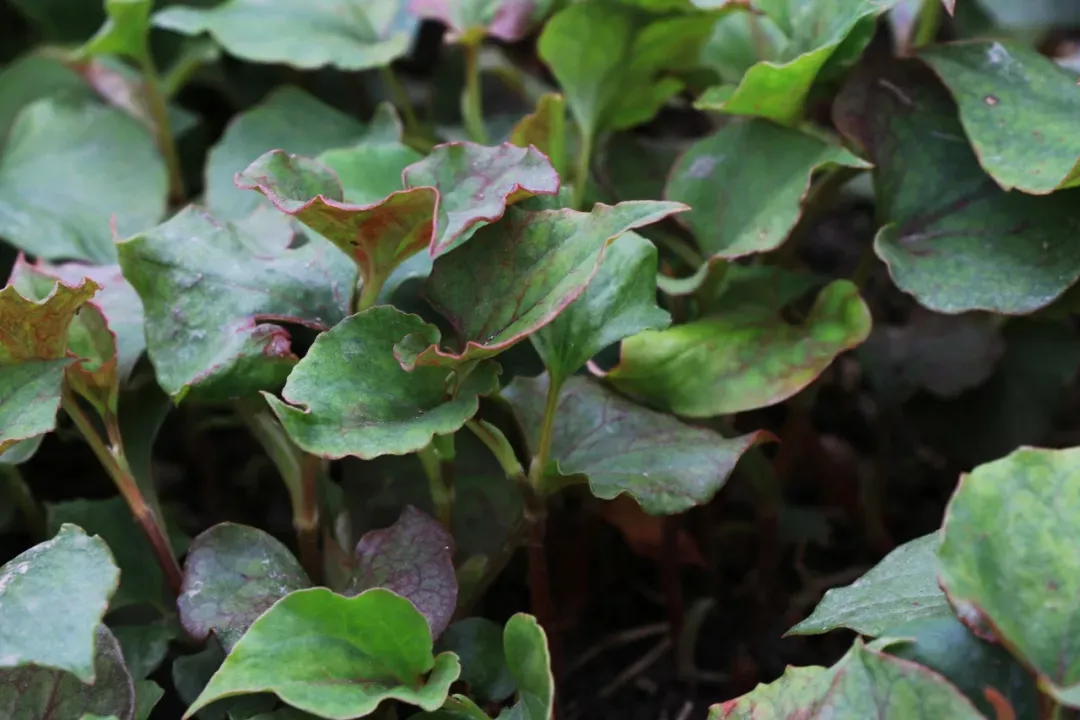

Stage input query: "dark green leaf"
[
  {"left": 435, "top": 618, "right": 515, "bottom": 704},
  {"left": 919, "top": 40, "right": 1080, "bottom": 195},
  {"left": 81, "top": 0, "right": 152, "bottom": 61},
  {"left": 665, "top": 119, "right": 868, "bottom": 259},
  {"left": 0, "top": 97, "right": 166, "bottom": 263},
  {"left": 501, "top": 614, "right": 553, "bottom": 720},
  {"left": 346, "top": 506, "right": 457, "bottom": 640},
  {"left": 938, "top": 446, "right": 1080, "bottom": 706},
  {"left": 0, "top": 525, "right": 120, "bottom": 682},
  {"left": 134, "top": 679, "right": 164, "bottom": 720},
  {"left": 184, "top": 588, "right": 461, "bottom": 719},
  {"left": 113, "top": 620, "right": 177, "bottom": 680},
  {"left": 178, "top": 523, "right": 312, "bottom": 653},
  {"left": 117, "top": 206, "right": 354, "bottom": 400},
  {"left": 607, "top": 280, "right": 871, "bottom": 416},
  {"left": 266, "top": 306, "right": 500, "bottom": 459},
  {"left": 411, "top": 0, "right": 553, "bottom": 42},
  {"left": 505, "top": 374, "right": 768, "bottom": 513},
  {"left": 787, "top": 533, "right": 951, "bottom": 637},
  {"left": 0, "top": 626, "right": 135, "bottom": 720},
  {"left": 834, "top": 62, "right": 1080, "bottom": 314}
]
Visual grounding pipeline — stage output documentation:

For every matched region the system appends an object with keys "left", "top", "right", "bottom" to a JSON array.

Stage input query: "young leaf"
[
  {"left": 346, "top": 506, "right": 457, "bottom": 640},
  {"left": 835, "top": 62, "right": 1080, "bottom": 314},
  {"left": 0, "top": 279, "right": 99, "bottom": 453},
  {"left": 920, "top": 40, "right": 1080, "bottom": 195},
  {"left": 502, "top": 614, "right": 554, "bottom": 720},
  {"left": 80, "top": 0, "right": 152, "bottom": 62},
  {"left": 787, "top": 532, "right": 951, "bottom": 638},
  {"left": 0, "top": 626, "right": 135, "bottom": 720},
  {"left": 153, "top": 0, "right": 416, "bottom": 72},
  {"left": 117, "top": 206, "right": 354, "bottom": 400},
  {"left": 938, "top": 446, "right": 1080, "bottom": 706},
  {"left": 410, "top": 0, "right": 553, "bottom": 43},
  {"left": 0, "top": 97, "right": 166, "bottom": 263},
  {"left": 709, "top": 639, "right": 982, "bottom": 719},
  {"left": 177, "top": 523, "right": 312, "bottom": 653},
  {"left": 265, "top": 306, "right": 500, "bottom": 459},
  {"left": 0, "top": 525, "right": 120, "bottom": 682},
  {"left": 697, "top": 0, "right": 900, "bottom": 124},
  {"left": 665, "top": 119, "right": 869, "bottom": 259},
  {"left": 606, "top": 280, "right": 871, "bottom": 416},
  {"left": 184, "top": 588, "right": 461, "bottom": 719},
  {"left": 509, "top": 93, "right": 568, "bottom": 178},
  {"left": 204, "top": 86, "right": 367, "bottom": 219},
  {"left": 435, "top": 618, "right": 515, "bottom": 704},
  {"left": 529, "top": 232, "right": 670, "bottom": 384},
  {"left": 504, "top": 374, "right": 769, "bottom": 513},
  {"left": 396, "top": 201, "right": 687, "bottom": 369}
]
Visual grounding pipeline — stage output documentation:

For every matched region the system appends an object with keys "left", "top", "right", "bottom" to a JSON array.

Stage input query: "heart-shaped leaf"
[
  {"left": 938, "top": 446, "right": 1080, "bottom": 706},
  {"left": 153, "top": 0, "right": 416, "bottom": 71},
  {"left": 709, "top": 639, "right": 982, "bottom": 719},
  {"left": 834, "top": 62, "right": 1080, "bottom": 315},
  {"left": 665, "top": 118, "right": 869, "bottom": 259},
  {"left": 606, "top": 280, "right": 871, "bottom": 416},
  {"left": 80, "top": 0, "right": 151, "bottom": 62},
  {"left": 502, "top": 614, "right": 553, "bottom": 720},
  {"left": 530, "top": 231, "right": 670, "bottom": 384},
  {"left": 178, "top": 523, "right": 312, "bottom": 653},
  {"left": 0, "top": 625, "right": 135, "bottom": 720},
  {"left": 410, "top": 0, "right": 553, "bottom": 43},
  {"left": 184, "top": 587, "right": 461, "bottom": 719},
  {"left": 346, "top": 505, "right": 457, "bottom": 640},
  {"left": 788, "top": 532, "right": 951, "bottom": 638},
  {"left": 510, "top": 93, "right": 568, "bottom": 178},
  {"left": 117, "top": 206, "right": 354, "bottom": 400},
  {"left": 0, "top": 524, "right": 120, "bottom": 682},
  {"left": 396, "top": 201, "right": 686, "bottom": 369},
  {"left": 435, "top": 618, "right": 515, "bottom": 704},
  {"left": 920, "top": 40, "right": 1080, "bottom": 195},
  {"left": 0, "top": 279, "right": 99, "bottom": 453},
  {"left": 0, "top": 97, "right": 166, "bottom": 263},
  {"left": 505, "top": 374, "right": 769, "bottom": 513},
  {"left": 266, "top": 306, "right": 500, "bottom": 460}
]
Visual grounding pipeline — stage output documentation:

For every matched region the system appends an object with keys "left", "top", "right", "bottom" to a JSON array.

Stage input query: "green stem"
[
  {"left": 380, "top": 66, "right": 421, "bottom": 139},
  {"left": 62, "top": 391, "right": 183, "bottom": 596},
  {"left": 161, "top": 39, "right": 217, "bottom": 98},
  {"left": 572, "top": 128, "right": 595, "bottom": 210},
  {"left": 138, "top": 52, "right": 185, "bottom": 206},
  {"left": 529, "top": 377, "right": 563, "bottom": 491},
  {"left": 462, "top": 41, "right": 488, "bottom": 144},
  {"left": 1, "top": 464, "right": 45, "bottom": 540},
  {"left": 912, "top": 0, "right": 943, "bottom": 48},
  {"left": 354, "top": 267, "right": 387, "bottom": 314},
  {"left": 418, "top": 443, "right": 454, "bottom": 529}
]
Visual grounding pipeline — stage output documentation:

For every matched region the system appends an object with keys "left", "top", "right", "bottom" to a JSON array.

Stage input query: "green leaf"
[
  {"left": 0, "top": 54, "right": 95, "bottom": 140},
  {"left": 113, "top": 620, "right": 178, "bottom": 680},
  {"left": 709, "top": 639, "right": 982, "bottom": 719},
  {"left": 665, "top": 118, "right": 869, "bottom": 259},
  {"left": 435, "top": 618, "right": 514, "bottom": 704},
  {"left": 173, "top": 643, "right": 277, "bottom": 720},
  {"left": 919, "top": 40, "right": 1080, "bottom": 195},
  {"left": 184, "top": 587, "right": 461, "bottom": 720},
  {"left": 0, "top": 97, "right": 166, "bottom": 263},
  {"left": 607, "top": 280, "right": 871, "bottom": 416},
  {"left": 699, "top": 8, "right": 786, "bottom": 84},
  {"left": 538, "top": 3, "right": 712, "bottom": 140},
  {"left": 697, "top": 0, "right": 899, "bottom": 124},
  {"left": 938, "top": 446, "right": 1080, "bottom": 705},
  {"left": 153, "top": 0, "right": 416, "bottom": 71},
  {"left": 530, "top": 232, "right": 670, "bottom": 384},
  {"left": 134, "top": 680, "right": 164, "bottom": 720},
  {"left": 204, "top": 86, "right": 366, "bottom": 220},
  {"left": 396, "top": 201, "right": 687, "bottom": 369},
  {"left": 80, "top": 0, "right": 152, "bottom": 62},
  {"left": 346, "top": 506, "right": 457, "bottom": 639},
  {"left": 0, "top": 525, "right": 120, "bottom": 682},
  {"left": 787, "top": 532, "right": 951, "bottom": 637},
  {"left": 835, "top": 62, "right": 1080, "bottom": 314},
  {"left": 884, "top": 616, "right": 1038, "bottom": 720},
  {"left": 178, "top": 523, "right": 312, "bottom": 653},
  {"left": 410, "top": 0, "right": 553, "bottom": 42},
  {"left": 509, "top": 93, "right": 568, "bottom": 179},
  {"left": 318, "top": 140, "right": 424, "bottom": 207},
  {"left": 48, "top": 497, "right": 185, "bottom": 613},
  {"left": 117, "top": 206, "right": 354, "bottom": 400},
  {"left": 413, "top": 696, "right": 491, "bottom": 720},
  {"left": 0, "top": 279, "right": 99, "bottom": 453},
  {"left": 505, "top": 374, "right": 768, "bottom": 512},
  {"left": 0, "top": 626, "right": 135, "bottom": 720},
  {"left": 266, "top": 306, "right": 500, "bottom": 460},
  {"left": 501, "top": 614, "right": 553, "bottom": 720}
]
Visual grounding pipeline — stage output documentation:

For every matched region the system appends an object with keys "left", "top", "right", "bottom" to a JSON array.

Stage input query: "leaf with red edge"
[
  {"left": 117, "top": 206, "right": 354, "bottom": 401},
  {"left": 410, "top": 0, "right": 553, "bottom": 43},
  {"left": 709, "top": 639, "right": 983, "bottom": 719},
  {"left": 401, "top": 142, "right": 560, "bottom": 258},
  {"left": 346, "top": 506, "right": 457, "bottom": 640},
  {"left": 0, "top": 279, "right": 99, "bottom": 453},
  {"left": 504, "top": 374, "right": 770, "bottom": 512},
  {"left": 394, "top": 201, "right": 687, "bottom": 370}
]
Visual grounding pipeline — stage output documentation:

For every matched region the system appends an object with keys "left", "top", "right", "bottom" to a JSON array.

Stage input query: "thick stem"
[
  {"left": 1, "top": 464, "right": 45, "bottom": 540},
  {"left": 418, "top": 443, "right": 454, "bottom": 528},
  {"left": 354, "top": 266, "right": 387, "bottom": 314},
  {"left": 462, "top": 42, "right": 488, "bottom": 144},
  {"left": 912, "top": 0, "right": 943, "bottom": 48},
  {"left": 572, "top": 127, "right": 595, "bottom": 211},
  {"left": 296, "top": 453, "right": 323, "bottom": 584},
  {"left": 380, "top": 66, "right": 421, "bottom": 138},
  {"left": 138, "top": 53, "right": 185, "bottom": 206},
  {"left": 63, "top": 392, "right": 183, "bottom": 596}
]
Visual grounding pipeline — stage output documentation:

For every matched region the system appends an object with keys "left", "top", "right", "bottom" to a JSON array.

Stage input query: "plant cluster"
[{"left": 1, "top": 0, "right": 1080, "bottom": 718}]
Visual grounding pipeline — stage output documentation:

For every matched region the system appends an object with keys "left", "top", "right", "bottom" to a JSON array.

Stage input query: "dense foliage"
[{"left": 2, "top": 0, "right": 1080, "bottom": 718}]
